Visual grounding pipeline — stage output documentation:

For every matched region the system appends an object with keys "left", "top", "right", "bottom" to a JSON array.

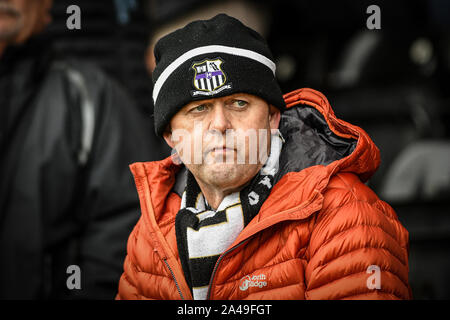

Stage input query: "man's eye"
[
  {"left": 191, "top": 105, "right": 206, "bottom": 113},
  {"left": 233, "top": 100, "right": 248, "bottom": 108}
]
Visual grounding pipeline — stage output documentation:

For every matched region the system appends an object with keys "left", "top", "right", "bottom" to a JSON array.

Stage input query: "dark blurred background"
[{"left": 43, "top": 0, "right": 450, "bottom": 299}]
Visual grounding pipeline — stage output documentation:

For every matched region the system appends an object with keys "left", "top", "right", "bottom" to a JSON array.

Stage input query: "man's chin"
[
  {"left": 201, "top": 163, "right": 245, "bottom": 186},
  {"left": 204, "top": 162, "right": 238, "bottom": 179},
  {"left": 201, "top": 163, "right": 261, "bottom": 188}
]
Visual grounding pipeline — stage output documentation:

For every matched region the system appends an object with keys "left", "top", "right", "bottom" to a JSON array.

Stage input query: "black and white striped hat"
[{"left": 152, "top": 13, "right": 285, "bottom": 136}]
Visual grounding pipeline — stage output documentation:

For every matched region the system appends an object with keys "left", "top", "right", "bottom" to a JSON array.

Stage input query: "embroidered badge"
[{"left": 190, "top": 58, "right": 232, "bottom": 97}]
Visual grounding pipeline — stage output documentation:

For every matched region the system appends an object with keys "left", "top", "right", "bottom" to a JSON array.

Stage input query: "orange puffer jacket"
[{"left": 117, "top": 88, "right": 411, "bottom": 300}]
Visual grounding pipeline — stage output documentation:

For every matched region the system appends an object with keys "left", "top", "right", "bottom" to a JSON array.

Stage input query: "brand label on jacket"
[{"left": 239, "top": 273, "right": 267, "bottom": 291}]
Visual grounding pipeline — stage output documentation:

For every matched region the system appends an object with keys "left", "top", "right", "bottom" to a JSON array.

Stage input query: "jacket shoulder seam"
[
  {"left": 333, "top": 173, "right": 359, "bottom": 200},
  {"left": 319, "top": 198, "right": 407, "bottom": 244}
]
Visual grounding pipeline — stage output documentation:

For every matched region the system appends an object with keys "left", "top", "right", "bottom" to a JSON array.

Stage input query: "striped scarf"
[{"left": 175, "top": 132, "right": 283, "bottom": 300}]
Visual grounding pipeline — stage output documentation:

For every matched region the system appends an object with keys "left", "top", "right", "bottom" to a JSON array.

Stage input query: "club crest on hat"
[{"left": 190, "top": 58, "right": 232, "bottom": 97}]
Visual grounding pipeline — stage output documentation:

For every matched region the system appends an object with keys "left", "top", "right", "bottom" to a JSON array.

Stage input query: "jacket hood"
[{"left": 277, "top": 88, "right": 379, "bottom": 183}]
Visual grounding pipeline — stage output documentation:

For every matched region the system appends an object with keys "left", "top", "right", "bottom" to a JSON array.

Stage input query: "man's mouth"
[
  {"left": 210, "top": 147, "right": 236, "bottom": 154},
  {"left": 204, "top": 145, "right": 237, "bottom": 156}
]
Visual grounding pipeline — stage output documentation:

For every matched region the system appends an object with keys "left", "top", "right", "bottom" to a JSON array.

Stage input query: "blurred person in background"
[{"left": 0, "top": 0, "right": 162, "bottom": 299}]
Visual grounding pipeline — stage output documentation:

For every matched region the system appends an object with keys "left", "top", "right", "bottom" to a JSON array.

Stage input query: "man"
[
  {"left": 117, "top": 14, "right": 411, "bottom": 300},
  {"left": 0, "top": 0, "right": 166, "bottom": 299}
]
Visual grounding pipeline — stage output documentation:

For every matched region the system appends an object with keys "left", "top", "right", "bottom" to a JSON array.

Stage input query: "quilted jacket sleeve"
[{"left": 305, "top": 173, "right": 412, "bottom": 300}]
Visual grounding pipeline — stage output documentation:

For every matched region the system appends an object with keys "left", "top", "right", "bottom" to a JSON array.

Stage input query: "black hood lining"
[{"left": 274, "top": 104, "right": 357, "bottom": 185}]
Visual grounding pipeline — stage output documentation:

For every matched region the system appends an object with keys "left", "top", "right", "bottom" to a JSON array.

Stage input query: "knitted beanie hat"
[{"left": 152, "top": 13, "right": 285, "bottom": 136}]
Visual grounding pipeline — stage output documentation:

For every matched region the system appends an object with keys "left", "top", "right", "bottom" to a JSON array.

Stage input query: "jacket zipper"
[
  {"left": 206, "top": 238, "right": 251, "bottom": 300},
  {"left": 163, "top": 258, "right": 184, "bottom": 300}
]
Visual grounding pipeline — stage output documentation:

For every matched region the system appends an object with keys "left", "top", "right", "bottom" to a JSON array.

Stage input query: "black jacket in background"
[{"left": 0, "top": 37, "right": 170, "bottom": 299}]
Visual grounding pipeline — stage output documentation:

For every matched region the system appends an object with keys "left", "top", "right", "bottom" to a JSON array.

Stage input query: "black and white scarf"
[{"left": 175, "top": 132, "right": 284, "bottom": 300}]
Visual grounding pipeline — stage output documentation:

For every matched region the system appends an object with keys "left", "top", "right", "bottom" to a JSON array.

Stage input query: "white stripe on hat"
[{"left": 152, "top": 45, "right": 276, "bottom": 104}]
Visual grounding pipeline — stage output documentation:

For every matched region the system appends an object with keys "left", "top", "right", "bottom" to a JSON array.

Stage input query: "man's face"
[
  {"left": 164, "top": 93, "right": 280, "bottom": 193},
  {"left": 0, "top": 0, "right": 52, "bottom": 44}
]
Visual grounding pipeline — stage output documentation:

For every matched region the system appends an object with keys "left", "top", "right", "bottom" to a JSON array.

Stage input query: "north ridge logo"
[
  {"left": 239, "top": 273, "right": 267, "bottom": 291},
  {"left": 190, "top": 58, "right": 232, "bottom": 97}
]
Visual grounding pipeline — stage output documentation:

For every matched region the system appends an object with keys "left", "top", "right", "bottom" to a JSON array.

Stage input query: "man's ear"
[
  {"left": 268, "top": 105, "right": 281, "bottom": 130},
  {"left": 163, "top": 130, "right": 175, "bottom": 149}
]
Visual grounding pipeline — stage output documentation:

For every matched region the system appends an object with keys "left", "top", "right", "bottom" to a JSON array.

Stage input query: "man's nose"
[{"left": 208, "top": 105, "right": 231, "bottom": 133}]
